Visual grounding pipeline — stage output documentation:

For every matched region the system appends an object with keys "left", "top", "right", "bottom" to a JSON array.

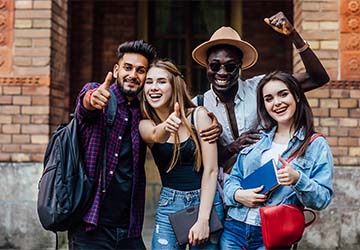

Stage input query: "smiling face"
[
  {"left": 113, "top": 53, "right": 149, "bottom": 98},
  {"left": 262, "top": 79, "right": 297, "bottom": 128},
  {"left": 206, "top": 46, "right": 242, "bottom": 93},
  {"left": 144, "top": 67, "right": 173, "bottom": 112}
]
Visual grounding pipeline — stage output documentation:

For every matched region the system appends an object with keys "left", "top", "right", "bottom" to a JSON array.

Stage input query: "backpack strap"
[
  {"left": 196, "top": 94, "right": 204, "bottom": 106},
  {"left": 106, "top": 89, "right": 117, "bottom": 127},
  {"left": 101, "top": 88, "right": 118, "bottom": 192}
]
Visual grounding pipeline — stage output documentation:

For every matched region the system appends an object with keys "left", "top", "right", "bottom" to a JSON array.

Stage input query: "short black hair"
[
  {"left": 206, "top": 44, "right": 243, "bottom": 64},
  {"left": 117, "top": 40, "right": 157, "bottom": 64}
]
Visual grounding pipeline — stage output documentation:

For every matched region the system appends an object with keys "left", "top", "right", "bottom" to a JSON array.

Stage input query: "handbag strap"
[
  {"left": 286, "top": 133, "right": 323, "bottom": 163},
  {"left": 303, "top": 208, "right": 316, "bottom": 227}
]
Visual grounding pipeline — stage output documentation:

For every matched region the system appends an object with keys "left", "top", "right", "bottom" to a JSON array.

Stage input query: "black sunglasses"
[{"left": 209, "top": 62, "right": 240, "bottom": 73}]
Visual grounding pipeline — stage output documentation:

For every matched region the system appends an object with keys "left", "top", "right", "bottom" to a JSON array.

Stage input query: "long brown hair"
[
  {"left": 141, "top": 59, "right": 202, "bottom": 172},
  {"left": 256, "top": 71, "right": 314, "bottom": 157}
]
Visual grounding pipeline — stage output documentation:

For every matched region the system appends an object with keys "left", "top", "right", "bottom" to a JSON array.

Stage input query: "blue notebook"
[{"left": 240, "top": 159, "right": 280, "bottom": 195}]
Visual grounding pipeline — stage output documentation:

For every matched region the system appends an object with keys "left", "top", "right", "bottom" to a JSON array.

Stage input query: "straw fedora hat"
[{"left": 192, "top": 26, "right": 258, "bottom": 70}]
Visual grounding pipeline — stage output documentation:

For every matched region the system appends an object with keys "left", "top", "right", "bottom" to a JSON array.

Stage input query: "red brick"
[
  {"left": 320, "top": 2, "right": 339, "bottom": 11},
  {"left": 21, "top": 144, "right": 47, "bottom": 153},
  {"left": 31, "top": 115, "right": 49, "bottom": 124},
  {"left": 330, "top": 146, "right": 348, "bottom": 156},
  {"left": 312, "top": 108, "right": 329, "bottom": 117},
  {"left": 31, "top": 153, "right": 44, "bottom": 162},
  {"left": 317, "top": 127, "right": 329, "bottom": 136},
  {"left": 350, "top": 90, "right": 360, "bottom": 98},
  {"left": 12, "top": 135, "right": 30, "bottom": 144},
  {"left": 32, "top": 96, "right": 49, "bottom": 105},
  {"left": 330, "top": 89, "right": 350, "bottom": 98},
  {"left": 330, "top": 108, "right": 348, "bottom": 117},
  {"left": 2, "top": 124, "right": 20, "bottom": 134},
  {"left": 31, "top": 135, "right": 49, "bottom": 144},
  {"left": 340, "top": 99, "right": 358, "bottom": 108},
  {"left": 339, "top": 138, "right": 359, "bottom": 146},
  {"left": 21, "top": 124, "right": 49, "bottom": 134},
  {"left": 0, "top": 153, "right": 11, "bottom": 161},
  {"left": 12, "top": 115, "right": 30, "bottom": 124},
  {"left": 15, "top": 10, "right": 51, "bottom": 19},
  {"left": 22, "top": 106, "right": 49, "bottom": 115},
  {"left": 0, "top": 96, "right": 12, "bottom": 104},
  {"left": 11, "top": 154, "right": 31, "bottom": 162},
  {"left": 0, "top": 135, "right": 11, "bottom": 143},
  {"left": 320, "top": 118, "right": 339, "bottom": 126},
  {"left": 349, "top": 128, "right": 360, "bottom": 137},
  {"left": 305, "top": 88, "right": 330, "bottom": 98},
  {"left": 339, "top": 118, "right": 358, "bottom": 127},
  {"left": 325, "top": 136, "right": 338, "bottom": 146},
  {"left": 349, "top": 147, "right": 360, "bottom": 157},
  {"left": 320, "top": 99, "right": 339, "bottom": 108},
  {"left": 0, "top": 105, "right": 20, "bottom": 115},
  {"left": 350, "top": 109, "right": 360, "bottom": 118},
  {"left": 0, "top": 115, "right": 12, "bottom": 124},
  {"left": 13, "top": 96, "right": 31, "bottom": 105},
  {"left": 339, "top": 157, "right": 359, "bottom": 165},
  {"left": 330, "top": 127, "right": 349, "bottom": 136},
  {"left": 3, "top": 86, "right": 21, "bottom": 95},
  {"left": 22, "top": 86, "right": 50, "bottom": 95},
  {"left": 2, "top": 144, "right": 21, "bottom": 153}
]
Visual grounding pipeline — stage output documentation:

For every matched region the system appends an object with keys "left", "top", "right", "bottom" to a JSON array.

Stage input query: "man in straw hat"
[{"left": 193, "top": 11, "right": 329, "bottom": 175}]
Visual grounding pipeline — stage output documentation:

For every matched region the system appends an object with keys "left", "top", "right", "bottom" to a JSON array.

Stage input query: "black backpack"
[{"left": 37, "top": 89, "right": 117, "bottom": 232}]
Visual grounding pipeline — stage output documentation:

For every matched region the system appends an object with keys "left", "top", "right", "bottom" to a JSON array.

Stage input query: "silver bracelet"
[{"left": 297, "top": 40, "right": 309, "bottom": 53}]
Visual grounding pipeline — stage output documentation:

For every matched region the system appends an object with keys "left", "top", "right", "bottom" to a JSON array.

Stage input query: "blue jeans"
[
  {"left": 220, "top": 217, "right": 265, "bottom": 250},
  {"left": 152, "top": 187, "right": 224, "bottom": 250}
]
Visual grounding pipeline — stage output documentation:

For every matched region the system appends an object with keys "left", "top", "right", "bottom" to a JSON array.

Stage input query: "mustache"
[{"left": 124, "top": 77, "right": 140, "bottom": 85}]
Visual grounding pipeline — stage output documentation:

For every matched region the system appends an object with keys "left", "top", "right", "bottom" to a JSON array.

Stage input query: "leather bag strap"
[{"left": 286, "top": 133, "right": 323, "bottom": 163}]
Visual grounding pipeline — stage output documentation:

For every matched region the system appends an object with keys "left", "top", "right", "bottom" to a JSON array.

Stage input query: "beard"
[{"left": 116, "top": 78, "right": 142, "bottom": 97}]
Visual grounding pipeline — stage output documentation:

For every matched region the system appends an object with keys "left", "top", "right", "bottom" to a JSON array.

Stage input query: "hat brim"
[{"left": 192, "top": 38, "right": 258, "bottom": 70}]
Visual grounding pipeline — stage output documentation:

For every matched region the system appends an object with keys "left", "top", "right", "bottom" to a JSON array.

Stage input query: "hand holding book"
[
  {"left": 234, "top": 186, "right": 268, "bottom": 208},
  {"left": 240, "top": 159, "right": 280, "bottom": 195}
]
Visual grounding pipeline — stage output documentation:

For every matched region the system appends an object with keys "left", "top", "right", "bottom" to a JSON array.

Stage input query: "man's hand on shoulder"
[
  {"left": 228, "top": 129, "right": 261, "bottom": 154},
  {"left": 199, "top": 112, "right": 222, "bottom": 144}
]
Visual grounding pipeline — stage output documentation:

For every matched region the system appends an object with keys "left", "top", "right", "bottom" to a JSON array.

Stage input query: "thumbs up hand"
[
  {"left": 164, "top": 102, "right": 182, "bottom": 134},
  {"left": 89, "top": 72, "right": 112, "bottom": 110}
]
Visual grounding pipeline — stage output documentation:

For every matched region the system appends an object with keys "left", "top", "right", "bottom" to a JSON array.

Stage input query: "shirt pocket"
[{"left": 291, "top": 157, "right": 314, "bottom": 173}]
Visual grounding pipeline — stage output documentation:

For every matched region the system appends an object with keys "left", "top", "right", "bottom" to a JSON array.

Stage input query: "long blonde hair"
[{"left": 141, "top": 59, "right": 202, "bottom": 172}]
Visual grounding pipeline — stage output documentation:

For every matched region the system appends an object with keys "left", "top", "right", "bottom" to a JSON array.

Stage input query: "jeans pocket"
[{"left": 158, "top": 197, "right": 173, "bottom": 207}]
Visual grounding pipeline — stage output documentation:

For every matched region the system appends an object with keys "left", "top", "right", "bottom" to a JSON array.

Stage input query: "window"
[{"left": 149, "top": 0, "right": 230, "bottom": 96}]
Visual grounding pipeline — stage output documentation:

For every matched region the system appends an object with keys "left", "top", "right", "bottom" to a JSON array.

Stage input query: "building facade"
[{"left": 0, "top": 0, "right": 359, "bottom": 249}]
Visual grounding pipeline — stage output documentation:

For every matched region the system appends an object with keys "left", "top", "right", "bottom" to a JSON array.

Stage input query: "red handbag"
[
  {"left": 260, "top": 204, "right": 316, "bottom": 249},
  {"left": 260, "top": 133, "right": 322, "bottom": 250}
]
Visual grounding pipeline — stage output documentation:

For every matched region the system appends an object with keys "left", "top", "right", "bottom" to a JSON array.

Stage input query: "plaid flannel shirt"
[{"left": 75, "top": 82, "right": 146, "bottom": 238}]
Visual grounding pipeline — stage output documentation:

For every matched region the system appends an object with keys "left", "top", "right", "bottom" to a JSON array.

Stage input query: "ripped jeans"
[{"left": 151, "top": 187, "right": 224, "bottom": 250}]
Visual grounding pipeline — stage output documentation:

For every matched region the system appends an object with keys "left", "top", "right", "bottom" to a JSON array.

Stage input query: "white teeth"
[
  {"left": 149, "top": 94, "right": 162, "bottom": 98},
  {"left": 216, "top": 80, "right": 227, "bottom": 85},
  {"left": 274, "top": 107, "right": 286, "bottom": 113}
]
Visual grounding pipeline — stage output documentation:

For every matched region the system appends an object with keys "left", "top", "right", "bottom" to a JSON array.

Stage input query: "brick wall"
[
  {"left": 306, "top": 85, "right": 360, "bottom": 166},
  {"left": 0, "top": 0, "right": 52, "bottom": 162},
  {"left": 295, "top": 0, "right": 360, "bottom": 167},
  {"left": 294, "top": 0, "right": 339, "bottom": 79}
]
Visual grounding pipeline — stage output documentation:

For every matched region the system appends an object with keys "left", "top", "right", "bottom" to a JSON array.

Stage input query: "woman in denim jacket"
[{"left": 220, "top": 71, "right": 334, "bottom": 250}]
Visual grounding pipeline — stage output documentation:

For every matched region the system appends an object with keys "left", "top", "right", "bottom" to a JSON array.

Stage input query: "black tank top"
[{"left": 150, "top": 137, "right": 202, "bottom": 191}]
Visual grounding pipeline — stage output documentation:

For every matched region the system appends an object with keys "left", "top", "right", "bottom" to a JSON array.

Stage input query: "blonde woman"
[{"left": 139, "top": 59, "right": 224, "bottom": 249}]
